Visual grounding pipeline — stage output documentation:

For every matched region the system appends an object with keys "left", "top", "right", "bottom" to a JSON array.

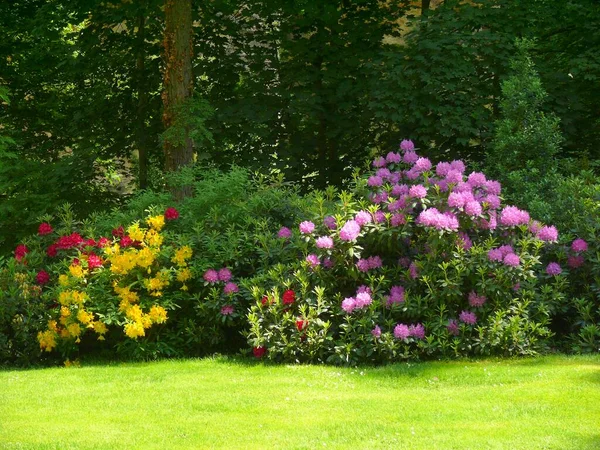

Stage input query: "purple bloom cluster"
[
  {"left": 387, "top": 285, "right": 405, "bottom": 305},
  {"left": 339, "top": 219, "right": 361, "bottom": 241},
  {"left": 341, "top": 287, "right": 373, "bottom": 313},
  {"left": 299, "top": 221, "right": 315, "bottom": 235},
  {"left": 356, "top": 256, "right": 382, "bottom": 272},
  {"left": 500, "top": 206, "right": 530, "bottom": 227},
  {"left": 394, "top": 322, "right": 425, "bottom": 340},
  {"left": 468, "top": 291, "right": 486, "bottom": 307},
  {"left": 546, "top": 262, "right": 562, "bottom": 276},
  {"left": 459, "top": 310, "right": 477, "bottom": 325},
  {"left": 416, "top": 208, "right": 459, "bottom": 231},
  {"left": 316, "top": 236, "right": 334, "bottom": 249}
]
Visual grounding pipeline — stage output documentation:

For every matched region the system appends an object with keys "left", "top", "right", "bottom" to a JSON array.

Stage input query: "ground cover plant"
[{"left": 0, "top": 355, "right": 598, "bottom": 449}]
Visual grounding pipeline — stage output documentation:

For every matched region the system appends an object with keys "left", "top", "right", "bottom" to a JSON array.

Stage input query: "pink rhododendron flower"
[
  {"left": 450, "top": 160, "right": 466, "bottom": 173},
  {"left": 342, "top": 297, "right": 356, "bottom": 313},
  {"left": 436, "top": 162, "right": 451, "bottom": 177},
  {"left": 372, "top": 156, "right": 387, "bottom": 168},
  {"left": 221, "top": 305, "right": 234, "bottom": 315},
  {"left": 38, "top": 223, "right": 53, "bottom": 236},
  {"left": 391, "top": 184, "right": 409, "bottom": 197},
  {"left": 339, "top": 220, "right": 361, "bottom": 241},
  {"left": 376, "top": 168, "right": 392, "bottom": 179},
  {"left": 367, "top": 175, "right": 383, "bottom": 187},
  {"left": 536, "top": 225, "right": 558, "bottom": 242},
  {"left": 458, "top": 232, "right": 472, "bottom": 251},
  {"left": 459, "top": 310, "right": 477, "bottom": 325},
  {"left": 305, "top": 254, "right": 320, "bottom": 268},
  {"left": 388, "top": 286, "right": 405, "bottom": 304},
  {"left": 465, "top": 200, "right": 482, "bottom": 217},
  {"left": 409, "top": 323, "right": 425, "bottom": 339},
  {"left": 386, "top": 152, "right": 402, "bottom": 164},
  {"left": 468, "top": 291, "right": 486, "bottom": 307},
  {"left": 323, "top": 216, "right": 337, "bottom": 230},
  {"left": 394, "top": 323, "right": 410, "bottom": 340},
  {"left": 355, "top": 292, "right": 372, "bottom": 308},
  {"left": 500, "top": 206, "right": 530, "bottom": 227},
  {"left": 409, "top": 185, "right": 427, "bottom": 199},
  {"left": 391, "top": 213, "right": 406, "bottom": 227},
  {"left": 277, "top": 226, "right": 292, "bottom": 239},
  {"left": 487, "top": 248, "right": 503, "bottom": 262},
  {"left": 445, "top": 170, "right": 463, "bottom": 184},
  {"left": 409, "top": 262, "right": 419, "bottom": 279},
  {"left": 467, "top": 172, "right": 486, "bottom": 187},
  {"left": 400, "top": 139, "right": 415, "bottom": 151},
  {"left": 218, "top": 268, "right": 232, "bottom": 282},
  {"left": 571, "top": 238, "right": 588, "bottom": 253},
  {"left": 356, "top": 259, "right": 370, "bottom": 272},
  {"left": 403, "top": 151, "right": 419, "bottom": 164},
  {"left": 414, "top": 157, "right": 432, "bottom": 172},
  {"left": 503, "top": 253, "right": 520, "bottom": 267},
  {"left": 546, "top": 262, "right": 562, "bottom": 276},
  {"left": 484, "top": 180, "right": 502, "bottom": 195},
  {"left": 447, "top": 319, "right": 460, "bottom": 336},
  {"left": 372, "top": 211, "right": 386, "bottom": 224},
  {"left": 371, "top": 325, "right": 382, "bottom": 338},
  {"left": 203, "top": 269, "right": 219, "bottom": 283},
  {"left": 316, "top": 236, "right": 334, "bottom": 249},
  {"left": 355, "top": 211, "right": 372, "bottom": 226},
  {"left": 299, "top": 221, "right": 315, "bottom": 234}
]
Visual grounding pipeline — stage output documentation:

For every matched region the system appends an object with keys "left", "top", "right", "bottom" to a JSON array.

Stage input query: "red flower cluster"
[
  {"left": 253, "top": 346, "right": 266, "bottom": 358},
  {"left": 164, "top": 207, "right": 179, "bottom": 221},
  {"left": 282, "top": 289, "right": 296, "bottom": 305},
  {"left": 14, "top": 244, "right": 29, "bottom": 262},
  {"left": 56, "top": 233, "right": 84, "bottom": 250},
  {"left": 36, "top": 270, "right": 50, "bottom": 285},
  {"left": 295, "top": 319, "right": 307, "bottom": 332},
  {"left": 87, "top": 253, "right": 102, "bottom": 269},
  {"left": 38, "top": 223, "right": 53, "bottom": 236},
  {"left": 112, "top": 226, "right": 125, "bottom": 238},
  {"left": 46, "top": 244, "right": 58, "bottom": 258}
]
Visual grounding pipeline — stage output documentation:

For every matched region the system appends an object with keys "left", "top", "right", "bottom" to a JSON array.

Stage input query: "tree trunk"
[
  {"left": 162, "top": 0, "right": 194, "bottom": 198},
  {"left": 136, "top": 9, "right": 148, "bottom": 190}
]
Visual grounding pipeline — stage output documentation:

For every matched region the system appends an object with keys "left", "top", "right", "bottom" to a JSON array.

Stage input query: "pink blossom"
[
  {"left": 500, "top": 206, "right": 530, "bottom": 227},
  {"left": 487, "top": 249, "right": 503, "bottom": 262},
  {"left": 403, "top": 151, "right": 419, "bottom": 164},
  {"left": 394, "top": 323, "right": 410, "bottom": 340},
  {"left": 484, "top": 194, "right": 501, "bottom": 210},
  {"left": 450, "top": 160, "right": 466, "bottom": 173},
  {"left": 568, "top": 255, "right": 584, "bottom": 268},
  {"left": 367, "top": 256, "right": 383, "bottom": 269},
  {"left": 391, "top": 184, "right": 409, "bottom": 197},
  {"left": 278, "top": 227, "right": 292, "bottom": 239},
  {"left": 355, "top": 211, "right": 373, "bottom": 226},
  {"left": 376, "top": 168, "right": 392, "bottom": 179},
  {"left": 445, "top": 170, "right": 463, "bottom": 184},
  {"left": 372, "top": 211, "right": 386, "bottom": 224},
  {"left": 323, "top": 257, "right": 334, "bottom": 268},
  {"left": 305, "top": 254, "right": 320, "bottom": 268},
  {"left": 414, "top": 157, "right": 432, "bottom": 172},
  {"left": 372, "top": 157, "right": 387, "bottom": 168},
  {"left": 342, "top": 297, "right": 356, "bottom": 313},
  {"left": 409, "top": 185, "right": 427, "bottom": 199},
  {"left": 386, "top": 152, "right": 402, "bottom": 164},
  {"left": 484, "top": 180, "right": 502, "bottom": 195},
  {"left": 400, "top": 139, "right": 415, "bottom": 151},
  {"left": 503, "top": 253, "right": 520, "bottom": 267},
  {"left": 388, "top": 198, "right": 406, "bottom": 212},
  {"left": 458, "top": 232, "right": 472, "bottom": 251},
  {"left": 356, "top": 259, "right": 370, "bottom": 272},
  {"left": 459, "top": 310, "right": 477, "bottom": 325},
  {"left": 339, "top": 220, "right": 361, "bottom": 241},
  {"left": 371, "top": 325, "right": 382, "bottom": 338},
  {"left": 218, "top": 268, "right": 232, "bottom": 282},
  {"left": 409, "top": 262, "right": 419, "bottom": 279},
  {"left": 221, "top": 305, "right": 234, "bottom": 315},
  {"left": 571, "top": 238, "right": 588, "bottom": 253},
  {"left": 465, "top": 201, "right": 482, "bottom": 217},
  {"left": 355, "top": 292, "right": 372, "bottom": 308},
  {"left": 467, "top": 172, "right": 486, "bottom": 187},
  {"left": 436, "top": 162, "right": 451, "bottom": 177},
  {"left": 468, "top": 291, "right": 487, "bottom": 307},
  {"left": 367, "top": 175, "right": 383, "bottom": 187},
  {"left": 546, "top": 262, "right": 562, "bottom": 276},
  {"left": 498, "top": 245, "right": 514, "bottom": 256},
  {"left": 404, "top": 168, "right": 421, "bottom": 180},
  {"left": 203, "top": 269, "right": 219, "bottom": 283},
  {"left": 223, "top": 282, "right": 239, "bottom": 295},
  {"left": 323, "top": 216, "right": 337, "bottom": 230},
  {"left": 447, "top": 319, "right": 460, "bottom": 336},
  {"left": 299, "top": 221, "right": 315, "bottom": 234},
  {"left": 316, "top": 236, "right": 334, "bottom": 249},
  {"left": 388, "top": 286, "right": 405, "bottom": 304},
  {"left": 409, "top": 323, "right": 425, "bottom": 339},
  {"left": 356, "top": 285, "right": 372, "bottom": 295},
  {"left": 391, "top": 214, "right": 406, "bottom": 227},
  {"left": 536, "top": 225, "right": 559, "bottom": 242}
]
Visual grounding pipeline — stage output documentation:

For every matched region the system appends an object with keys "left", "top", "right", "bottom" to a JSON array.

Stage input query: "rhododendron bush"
[{"left": 245, "top": 140, "right": 588, "bottom": 364}]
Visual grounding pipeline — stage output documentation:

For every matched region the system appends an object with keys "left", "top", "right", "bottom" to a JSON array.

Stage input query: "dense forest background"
[{"left": 1, "top": 0, "right": 599, "bottom": 254}]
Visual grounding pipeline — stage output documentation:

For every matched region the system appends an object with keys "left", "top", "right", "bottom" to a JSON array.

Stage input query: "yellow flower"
[
  {"left": 140, "top": 315, "right": 153, "bottom": 329},
  {"left": 172, "top": 245, "right": 193, "bottom": 267},
  {"left": 58, "top": 274, "right": 70, "bottom": 287},
  {"left": 136, "top": 247, "right": 155, "bottom": 269},
  {"left": 48, "top": 320, "right": 58, "bottom": 332},
  {"left": 114, "top": 285, "right": 139, "bottom": 303},
  {"left": 127, "top": 222, "right": 146, "bottom": 242},
  {"left": 77, "top": 309, "right": 94, "bottom": 326},
  {"left": 176, "top": 268, "right": 192, "bottom": 283},
  {"left": 67, "top": 322, "right": 82, "bottom": 338},
  {"left": 146, "top": 215, "right": 165, "bottom": 232},
  {"left": 60, "top": 306, "right": 71, "bottom": 317},
  {"left": 149, "top": 305, "right": 168, "bottom": 324},
  {"left": 104, "top": 243, "right": 121, "bottom": 257},
  {"left": 38, "top": 330, "right": 57, "bottom": 352},
  {"left": 145, "top": 229, "right": 163, "bottom": 248},
  {"left": 59, "top": 290, "right": 87, "bottom": 306},
  {"left": 69, "top": 264, "right": 85, "bottom": 279},
  {"left": 125, "top": 304, "right": 143, "bottom": 322},
  {"left": 92, "top": 321, "right": 108, "bottom": 340},
  {"left": 110, "top": 252, "right": 137, "bottom": 275},
  {"left": 124, "top": 321, "right": 145, "bottom": 339}
]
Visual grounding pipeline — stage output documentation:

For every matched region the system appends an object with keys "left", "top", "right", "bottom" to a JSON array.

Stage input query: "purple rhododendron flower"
[
  {"left": 571, "top": 238, "right": 588, "bottom": 253},
  {"left": 450, "top": 160, "right": 466, "bottom": 173},
  {"left": 568, "top": 255, "right": 584, "bottom": 268},
  {"left": 388, "top": 198, "right": 406, "bottom": 212},
  {"left": 218, "top": 268, "right": 232, "bottom": 282},
  {"left": 323, "top": 257, "right": 334, "bottom": 269},
  {"left": 356, "top": 285, "right": 372, "bottom": 295},
  {"left": 403, "top": 151, "right": 419, "bottom": 164},
  {"left": 503, "top": 253, "right": 520, "bottom": 267},
  {"left": 355, "top": 210, "right": 373, "bottom": 226},
  {"left": 487, "top": 249, "right": 503, "bottom": 262},
  {"left": 306, "top": 254, "right": 320, "bottom": 267},
  {"left": 372, "top": 157, "right": 387, "bottom": 168},
  {"left": 409, "top": 262, "right": 419, "bottom": 279},
  {"left": 458, "top": 232, "right": 472, "bottom": 251},
  {"left": 373, "top": 210, "right": 386, "bottom": 223},
  {"left": 355, "top": 292, "right": 372, "bottom": 308},
  {"left": 468, "top": 291, "right": 487, "bottom": 307},
  {"left": 386, "top": 152, "right": 402, "bottom": 164},
  {"left": 436, "top": 162, "right": 451, "bottom": 177},
  {"left": 371, "top": 325, "right": 382, "bottom": 338},
  {"left": 459, "top": 310, "right": 477, "bottom": 325},
  {"left": 299, "top": 221, "right": 315, "bottom": 234},
  {"left": 203, "top": 269, "right": 219, "bottom": 283},
  {"left": 221, "top": 305, "right": 234, "bottom": 315},
  {"left": 500, "top": 206, "right": 530, "bottom": 227},
  {"left": 409, "top": 185, "right": 427, "bottom": 199},
  {"left": 409, "top": 323, "right": 425, "bottom": 339},
  {"left": 356, "top": 258, "right": 370, "bottom": 272},
  {"left": 323, "top": 216, "right": 337, "bottom": 230},
  {"left": 467, "top": 172, "right": 487, "bottom": 187},
  {"left": 278, "top": 227, "right": 292, "bottom": 239},
  {"left": 391, "top": 213, "right": 406, "bottom": 227},
  {"left": 445, "top": 170, "right": 463, "bottom": 184},
  {"left": 447, "top": 319, "right": 460, "bottom": 336},
  {"left": 391, "top": 184, "right": 409, "bottom": 197},
  {"left": 537, "top": 225, "right": 559, "bottom": 242},
  {"left": 368, "top": 256, "right": 383, "bottom": 269},
  {"left": 484, "top": 180, "right": 502, "bottom": 195},
  {"left": 223, "top": 282, "right": 239, "bottom": 295},
  {"left": 400, "top": 139, "right": 415, "bottom": 151},
  {"left": 376, "top": 168, "right": 392, "bottom": 179},
  {"left": 394, "top": 323, "right": 410, "bottom": 340},
  {"left": 465, "top": 201, "right": 482, "bottom": 217},
  {"left": 342, "top": 297, "right": 356, "bottom": 313},
  {"left": 367, "top": 175, "right": 384, "bottom": 187},
  {"left": 484, "top": 194, "right": 501, "bottom": 210},
  {"left": 339, "top": 220, "right": 361, "bottom": 241},
  {"left": 414, "top": 157, "right": 432, "bottom": 172},
  {"left": 546, "top": 262, "right": 562, "bottom": 276},
  {"left": 316, "top": 236, "right": 334, "bottom": 249},
  {"left": 388, "top": 285, "right": 405, "bottom": 304}
]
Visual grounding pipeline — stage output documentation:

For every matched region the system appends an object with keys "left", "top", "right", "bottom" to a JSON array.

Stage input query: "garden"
[{"left": 1, "top": 0, "right": 599, "bottom": 448}]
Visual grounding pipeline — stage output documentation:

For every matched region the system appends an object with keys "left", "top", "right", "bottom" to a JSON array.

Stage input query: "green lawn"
[{"left": 1, "top": 355, "right": 599, "bottom": 449}]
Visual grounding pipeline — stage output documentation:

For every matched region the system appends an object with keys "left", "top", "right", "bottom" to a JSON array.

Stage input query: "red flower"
[
  {"left": 46, "top": 244, "right": 58, "bottom": 258},
  {"left": 112, "top": 226, "right": 124, "bottom": 238},
  {"left": 97, "top": 237, "right": 110, "bottom": 248},
  {"left": 261, "top": 295, "right": 269, "bottom": 306},
  {"left": 72, "top": 258, "right": 80, "bottom": 266},
  {"left": 296, "top": 319, "right": 307, "bottom": 331},
  {"left": 56, "top": 233, "right": 83, "bottom": 250},
  {"left": 120, "top": 236, "right": 133, "bottom": 247},
  {"left": 36, "top": 270, "right": 50, "bottom": 285},
  {"left": 164, "top": 207, "right": 180, "bottom": 221},
  {"left": 14, "top": 244, "right": 29, "bottom": 262},
  {"left": 84, "top": 238, "right": 96, "bottom": 247},
  {"left": 87, "top": 253, "right": 102, "bottom": 270},
  {"left": 253, "top": 346, "right": 267, "bottom": 358},
  {"left": 38, "top": 223, "right": 53, "bottom": 236},
  {"left": 282, "top": 289, "right": 296, "bottom": 305}
]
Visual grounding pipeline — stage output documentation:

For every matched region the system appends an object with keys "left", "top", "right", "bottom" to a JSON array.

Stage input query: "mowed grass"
[{"left": 0, "top": 355, "right": 599, "bottom": 449}]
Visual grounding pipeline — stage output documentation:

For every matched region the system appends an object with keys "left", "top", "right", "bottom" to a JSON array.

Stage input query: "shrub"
[{"left": 245, "top": 141, "right": 566, "bottom": 364}]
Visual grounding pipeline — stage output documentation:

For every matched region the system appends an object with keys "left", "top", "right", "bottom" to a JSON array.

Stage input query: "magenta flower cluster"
[{"left": 394, "top": 323, "right": 425, "bottom": 340}]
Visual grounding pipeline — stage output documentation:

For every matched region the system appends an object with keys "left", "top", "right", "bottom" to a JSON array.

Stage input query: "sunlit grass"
[{"left": 1, "top": 355, "right": 599, "bottom": 449}]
